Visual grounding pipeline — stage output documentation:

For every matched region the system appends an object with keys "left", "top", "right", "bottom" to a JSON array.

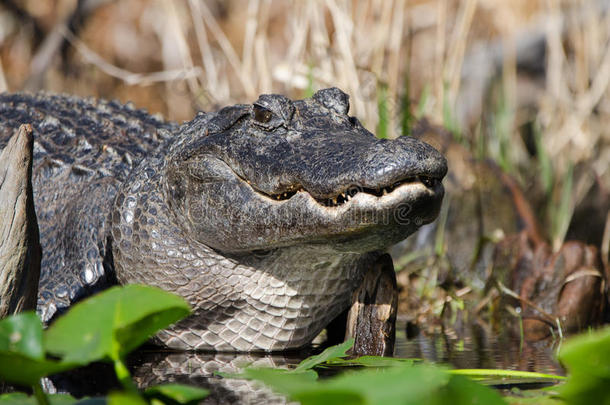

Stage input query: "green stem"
[
  {"left": 114, "top": 358, "right": 138, "bottom": 394},
  {"left": 33, "top": 381, "right": 50, "bottom": 405}
]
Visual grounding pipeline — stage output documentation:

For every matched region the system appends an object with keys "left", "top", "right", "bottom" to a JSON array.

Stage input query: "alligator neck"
[{"left": 111, "top": 154, "right": 376, "bottom": 350}]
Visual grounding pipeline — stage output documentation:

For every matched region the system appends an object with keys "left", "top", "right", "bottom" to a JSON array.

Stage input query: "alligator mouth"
[{"left": 265, "top": 175, "right": 442, "bottom": 207}]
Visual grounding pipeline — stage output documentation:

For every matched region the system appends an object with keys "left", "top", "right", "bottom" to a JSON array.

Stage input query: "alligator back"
[{"left": 0, "top": 92, "right": 176, "bottom": 319}]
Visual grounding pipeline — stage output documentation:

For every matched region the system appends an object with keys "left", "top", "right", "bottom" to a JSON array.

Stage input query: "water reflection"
[
  {"left": 129, "top": 350, "right": 304, "bottom": 404},
  {"left": 394, "top": 320, "right": 565, "bottom": 376}
]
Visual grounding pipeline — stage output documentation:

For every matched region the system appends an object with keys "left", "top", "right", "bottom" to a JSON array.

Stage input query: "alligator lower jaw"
[
  {"left": 264, "top": 176, "right": 442, "bottom": 210},
  {"left": 317, "top": 176, "right": 441, "bottom": 207},
  {"left": 314, "top": 180, "right": 441, "bottom": 213}
]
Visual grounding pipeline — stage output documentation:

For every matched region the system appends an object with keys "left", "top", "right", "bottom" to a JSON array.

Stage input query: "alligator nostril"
[{"left": 313, "top": 87, "right": 350, "bottom": 115}]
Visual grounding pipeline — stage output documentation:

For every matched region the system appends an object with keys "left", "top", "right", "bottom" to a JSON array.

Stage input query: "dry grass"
[
  {"left": 0, "top": 0, "right": 608, "bottom": 249},
  {"left": 1, "top": 0, "right": 609, "bottom": 336}
]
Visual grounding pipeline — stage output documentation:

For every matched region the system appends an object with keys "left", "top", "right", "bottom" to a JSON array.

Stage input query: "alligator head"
[{"left": 164, "top": 88, "right": 447, "bottom": 254}]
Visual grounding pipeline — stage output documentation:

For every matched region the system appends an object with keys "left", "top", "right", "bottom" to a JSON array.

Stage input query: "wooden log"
[
  {"left": 345, "top": 253, "right": 398, "bottom": 356},
  {"left": 0, "top": 124, "right": 41, "bottom": 317}
]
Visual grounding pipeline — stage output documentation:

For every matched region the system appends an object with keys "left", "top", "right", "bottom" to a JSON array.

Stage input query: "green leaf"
[
  {"left": 45, "top": 285, "right": 191, "bottom": 364},
  {"left": 558, "top": 327, "right": 610, "bottom": 380},
  {"left": 532, "top": 122, "right": 553, "bottom": 196},
  {"left": 506, "top": 395, "right": 564, "bottom": 405},
  {"left": 0, "top": 393, "right": 101, "bottom": 405},
  {"left": 433, "top": 374, "right": 506, "bottom": 405},
  {"left": 144, "top": 383, "right": 209, "bottom": 404},
  {"left": 449, "top": 369, "right": 565, "bottom": 384},
  {"left": 399, "top": 71, "right": 413, "bottom": 137},
  {"left": 0, "top": 353, "right": 73, "bottom": 387},
  {"left": 557, "top": 326, "right": 610, "bottom": 405},
  {"left": 317, "top": 365, "right": 451, "bottom": 405},
  {"left": 415, "top": 84, "right": 430, "bottom": 119},
  {"left": 0, "top": 313, "right": 76, "bottom": 385},
  {"left": 73, "top": 399, "right": 106, "bottom": 405},
  {"left": 376, "top": 83, "right": 389, "bottom": 139},
  {"left": 107, "top": 391, "right": 147, "bottom": 405},
  {"left": 0, "top": 393, "right": 39, "bottom": 405},
  {"left": 325, "top": 356, "right": 415, "bottom": 368},
  {"left": 294, "top": 339, "right": 354, "bottom": 372},
  {"left": 241, "top": 362, "right": 507, "bottom": 405},
  {"left": 0, "top": 312, "right": 44, "bottom": 359},
  {"left": 293, "top": 390, "right": 365, "bottom": 405},
  {"left": 112, "top": 286, "right": 191, "bottom": 357},
  {"left": 442, "top": 81, "right": 461, "bottom": 141},
  {"left": 46, "top": 394, "right": 80, "bottom": 405},
  {"left": 237, "top": 368, "right": 318, "bottom": 395},
  {"left": 551, "top": 161, "right": 574, "bottom": 249},
  {"left": 557, "top": 376, "right": 610, "bottom": 405}
]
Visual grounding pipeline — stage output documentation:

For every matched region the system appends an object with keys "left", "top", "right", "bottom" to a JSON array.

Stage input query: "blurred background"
[{"left": 1, "top": 0, "right": 608, "bottom": 340}]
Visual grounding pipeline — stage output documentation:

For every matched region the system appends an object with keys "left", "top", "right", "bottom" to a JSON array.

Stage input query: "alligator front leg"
[
  {"left": 36, "top": 177, "right": 119, "bottom": 322},
  {"left": 345, "top": 253, "right": 398, "bottom": 356}
]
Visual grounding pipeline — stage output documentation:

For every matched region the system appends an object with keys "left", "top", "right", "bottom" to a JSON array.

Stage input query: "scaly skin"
[{"left": 0, "top": 88, "right": 446, "bottom": 351}]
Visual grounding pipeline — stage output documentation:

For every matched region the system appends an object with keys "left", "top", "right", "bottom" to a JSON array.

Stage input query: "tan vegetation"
[{"left": 1, "top": 0, "right": 608, "bottom": 332}]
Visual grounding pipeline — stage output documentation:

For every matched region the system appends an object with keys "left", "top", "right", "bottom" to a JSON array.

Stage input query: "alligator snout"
[
  {"left": 264, "top": 138, "right": 446, "bottom": 208},
  {"left": 280, "top": 133, "right": 447, "bottom": 201}
]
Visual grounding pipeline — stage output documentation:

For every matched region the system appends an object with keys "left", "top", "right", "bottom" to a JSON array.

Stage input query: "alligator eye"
[{"left": 253, "top": 104, "right": 273, "bottom": 124}]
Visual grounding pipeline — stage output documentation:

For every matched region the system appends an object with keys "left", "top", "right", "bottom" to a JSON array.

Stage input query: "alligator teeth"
[
  {"left": 269, "top": 175, "right": 439, "bottom": 207},
  {"left": 270, "top": 188, "right": 301, "bottom": 201}
]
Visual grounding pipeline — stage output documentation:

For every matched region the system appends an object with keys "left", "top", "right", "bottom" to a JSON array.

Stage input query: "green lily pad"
[
  {"left": 144, "top": 383, "right": 209, "bottom": 404},
  {"left": 0, "top": 393, "right": 36, "bottom": 405},
  {"left": 0, "top": 312, "right": 43, "bottom": 359},
  {"left": 557, "top": 326, "right": 610, "bottom": 405},
  {"left": 436, "top": 374, "right": 507, "bottom": 405},
  {"left": 325, "top": 356, "right": 416, "bottom": 368},
  {"left": 0, "top": 312, "right": 75, "bottom": 385},
  {"left": 45, "top": 285, "right": 191, "bottom": 364},
  {"left": 316, "top": 364, "right": 451, "bottom": 405},
  {"left": 242, "top": 362, "right": 506, "bottom": 405},
  {"left": 107, "top": 391, "right": 148, "bottom": 405},
  {"left": 236, "top": 367, "right": 319, "bottom": 394},
  {"left": 0, "top": 393, "right": 69, "bottom": 405},
  {"left": 0, "top": 393, "right": 103, "bottom": 405},
  {"left": 558, "top": 326, "right": 610, "bottom": 380},
  {"left": 449, "top": 369, "right": 565, "bottom": 385}
]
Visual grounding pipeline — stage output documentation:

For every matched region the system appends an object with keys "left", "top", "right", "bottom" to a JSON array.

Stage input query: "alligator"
[{"left": 0, "top": 88, "right": 446, "bottom": 351}]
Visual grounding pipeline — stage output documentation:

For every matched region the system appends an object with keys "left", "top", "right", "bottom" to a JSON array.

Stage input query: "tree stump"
[
  {"left": 0, "top": 124, "right": 41, "bottom": 318},
  {"left": 345, "top": 253, "right": 398, "bottom": 356}
]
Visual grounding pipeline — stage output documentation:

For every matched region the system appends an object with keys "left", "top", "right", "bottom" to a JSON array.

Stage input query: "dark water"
[
  {"left": 393, "top": 320, "right": 564, "bottom": 376},
  {"left": 43, "top": 319, "right": 564, "bottom": 404}
]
